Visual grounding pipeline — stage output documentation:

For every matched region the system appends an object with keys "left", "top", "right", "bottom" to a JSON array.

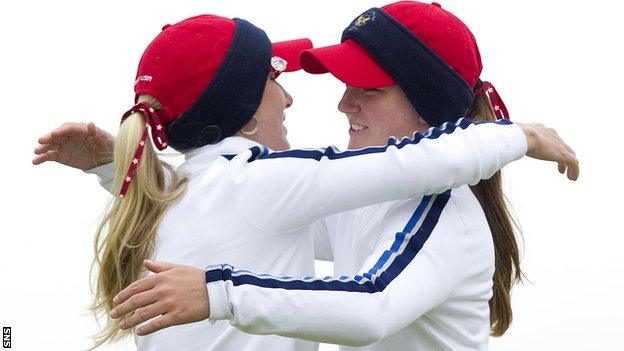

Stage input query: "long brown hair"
[
  {"left": 466, "top": 93, "right": 523, "bottom": 336},
  {"left": 90, "top": 95, "right": 188, "bottom": 348}
]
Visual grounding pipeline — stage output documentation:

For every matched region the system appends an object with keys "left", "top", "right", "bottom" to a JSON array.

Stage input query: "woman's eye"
[{"left": 363, "top": 88, "right": 382, "bottom": 96}]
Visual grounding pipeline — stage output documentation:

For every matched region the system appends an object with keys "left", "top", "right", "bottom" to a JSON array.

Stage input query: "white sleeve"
[
  {"left": 84, "top": 162, "right": 115, "bottom": 194},
  {"left": 206, "top": 192, "right": 468, "bottom": 346},
  {"left": 233, "top": 118, "right": 526, "bottom": 234},
  {"left": 83, "top": 160, "right": 176, "bottom": 195}
]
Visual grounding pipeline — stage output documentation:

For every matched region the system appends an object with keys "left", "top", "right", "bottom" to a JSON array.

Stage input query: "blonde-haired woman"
[{"left": 34, "top": 12, "right": 577, "bottom": 351}]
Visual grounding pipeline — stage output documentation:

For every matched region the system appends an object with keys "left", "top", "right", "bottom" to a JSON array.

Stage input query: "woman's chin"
[{"left": 274, "top": 140, "right": 290, "bottom": 151}]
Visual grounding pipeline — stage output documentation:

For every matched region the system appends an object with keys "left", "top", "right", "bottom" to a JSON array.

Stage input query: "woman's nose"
[
  {"left": 338, "top": 86, "right": 360, "bottom": 114},
  {"left": 281, "top": 86, "right": 293, "bottom": 108}
]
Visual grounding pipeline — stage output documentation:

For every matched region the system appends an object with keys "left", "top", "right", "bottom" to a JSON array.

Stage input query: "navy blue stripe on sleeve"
[
  {"left": 220, "top": 118, "right": 512, "bottom": 163},
  {"left": 206, "top": 190, "right": 452, "bottom": 293},
  {"left": 241, "top": 118, "right": 511, "bottom": 163}
]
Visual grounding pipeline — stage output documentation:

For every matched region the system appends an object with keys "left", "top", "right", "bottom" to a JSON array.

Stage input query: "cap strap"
[{"left": 480, "top": 81, "right": 510, "bottom": 120}]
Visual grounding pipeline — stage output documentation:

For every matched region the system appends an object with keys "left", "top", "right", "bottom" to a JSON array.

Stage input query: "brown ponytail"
[{"left": 466, "top": 93, "right": 523, "bottom": 336}]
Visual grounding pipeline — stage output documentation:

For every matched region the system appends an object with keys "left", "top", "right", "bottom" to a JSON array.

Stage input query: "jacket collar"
[{"left": 178, "top": 136, "right": 264, "bottom": 177}]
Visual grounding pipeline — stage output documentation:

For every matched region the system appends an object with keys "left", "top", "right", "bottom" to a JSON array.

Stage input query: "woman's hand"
[
  {"left": 518, "top": 123, "right": 579, "bottom": 180},
  {"left": 32, "top": 122, "right": 115, "bottom": 171},
  {"left": 110, "top": 260, "right": 210, "bottom": 336}
]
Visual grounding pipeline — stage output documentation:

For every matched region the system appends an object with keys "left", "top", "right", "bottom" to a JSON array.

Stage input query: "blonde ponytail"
[{"left": 90, "top": 95, "right": 188, "bottom": 348}]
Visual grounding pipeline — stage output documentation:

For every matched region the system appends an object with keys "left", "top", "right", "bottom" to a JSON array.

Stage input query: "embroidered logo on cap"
[
  {"left": 134, "top": 75, "right": 153, "bottom": 86},
  {"left": 354, "top": 14, "right": 372, "bottom": 27}
]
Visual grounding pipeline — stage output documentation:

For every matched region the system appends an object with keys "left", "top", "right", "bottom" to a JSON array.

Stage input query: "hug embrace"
[{"left": 33, "top": 1, "right": 579, "bottom": 350}]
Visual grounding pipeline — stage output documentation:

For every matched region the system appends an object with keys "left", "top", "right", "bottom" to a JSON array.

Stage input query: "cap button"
[
  {"left": 162, "top": 24, "right": 171, "bottom": 31},
  {"left": 431, "top": 2, "right": 442, "bottom": 8}
]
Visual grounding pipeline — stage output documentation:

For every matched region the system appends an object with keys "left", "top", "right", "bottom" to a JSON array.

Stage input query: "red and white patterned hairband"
[
  {"left": 118, "top": 102, "right": 169, "bottom": 198},
  {"left": 474, "top": 80, "right": 510, "bottom": 120}
]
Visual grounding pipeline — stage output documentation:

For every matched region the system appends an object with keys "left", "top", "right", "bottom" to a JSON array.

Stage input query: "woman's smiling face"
[{"left": 338, "top": 85, "right": 430, "bottom": 149}]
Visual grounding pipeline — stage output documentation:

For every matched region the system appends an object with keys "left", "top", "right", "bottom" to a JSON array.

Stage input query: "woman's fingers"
[
  {"left": 554, "top": 136, "right": 579, "bottom": 180},
  {"left": 136, "top": 314, "right": 176, "bottom": 336},
  {"left": 117, "top": 294, "right": 164, "bottom": 330},
  {"left": 32, "top": 150, "right": 59, "bottom": 165},
  {"left": 38, "top": 123, "right": 87, "bottom": 144},
  {"left": 522, "top": 123, "right": 580, "bottom": 181},
  {"left": 566, "top": 154, "right": 579, "bottom": 180},
  {"left": 34, "top": 143, "right": 60, "bottom": 155},
  {"left": 113, "top": 274, "right": 158, "bottom": 308},
  {"left": 86, "top": 122, "right": 97, "bottom": 136},
  {"left": 557, "top": 147, "right": 578, "bottom": 181},
  {"left": 37, "top": 132, "right": 54, "bottom": 145},
  {"left": 37, "top": 126, "right": 74, "bottom": 145},
  {"left": 112, "top": 265, "right": 210, "bottom": 335},
  {"left": 144, "top": 260, "right": 177, "bottom": 274},
  {"left": 111, "top": 287, "right": 159, "bottom": 319}
]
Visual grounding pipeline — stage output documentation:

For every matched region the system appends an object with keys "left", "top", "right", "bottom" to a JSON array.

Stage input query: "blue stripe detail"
[
  {"left": 402, "top": 196, "right": 432, "bottom": 232},
  {"left": 362, "top": 196, "right": 431, "bottom": 281},
  {"left": 219, "top": 118, "right": 512, "bottom": 163},
  {"left": 221, "top": 146, "right": 267, "bottom": 161},
  {"left": 206, "top": 191, "right": 452, "bottom": 293}
]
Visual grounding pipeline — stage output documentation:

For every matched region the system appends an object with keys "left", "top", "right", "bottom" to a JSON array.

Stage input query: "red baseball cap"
[
  {"left": 300, "top": 1, "right": 481, "bottom": 89},
  {"left": 272, "top": 39, "right": 312, "bottom": 73},
  {"left": 118, "top": 15, "right": 312, "bottom": 197},
  {"left": 134, "top": 15, "right": 312, "bottom": 125}
]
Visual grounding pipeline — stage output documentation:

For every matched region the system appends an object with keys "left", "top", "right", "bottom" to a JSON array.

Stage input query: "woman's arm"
[
  {"left": 33, "top": 122, "right": 115, "bottom": 170},
  {"left": 84, "top": 162, "right": 116, "bottom": 193},
  {"left": 33, "top": 122, "right": 117, "bottom": 193},
  {"left": 205, "top": 192, "right": 465, "bottom": 345},
  {"left": 111, "top": 191, "right": 470, "bottom": 345},
  {"left": 34, "top": 119, "right": 577, "bottom": 236},
  {"left": 233, "top": 118, "right": 530, "bottom": 234}
]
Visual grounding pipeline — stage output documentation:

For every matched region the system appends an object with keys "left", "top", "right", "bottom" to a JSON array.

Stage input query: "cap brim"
[
  {"left": 300, "top": 39, "right": 395, "bottom": 88},
  {"left": 271, "top": 38, "right": 313, "bottom": 72}
]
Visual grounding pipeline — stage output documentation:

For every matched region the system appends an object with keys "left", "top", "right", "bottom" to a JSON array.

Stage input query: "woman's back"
[{"left": 139, "top": 137, "right": 317, "bottom": 350}]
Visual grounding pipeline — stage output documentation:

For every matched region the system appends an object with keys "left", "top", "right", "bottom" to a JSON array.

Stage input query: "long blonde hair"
[
  {"left": 466, "top": 93, "right": 523, "bottom": 336},
  {"left": 90, "top": 95, "right": 188, "bottom": 347}
]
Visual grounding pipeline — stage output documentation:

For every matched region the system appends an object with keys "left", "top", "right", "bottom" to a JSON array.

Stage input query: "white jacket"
[{"left": 88, "top": 118, "right": 527, "bottom": 351}]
